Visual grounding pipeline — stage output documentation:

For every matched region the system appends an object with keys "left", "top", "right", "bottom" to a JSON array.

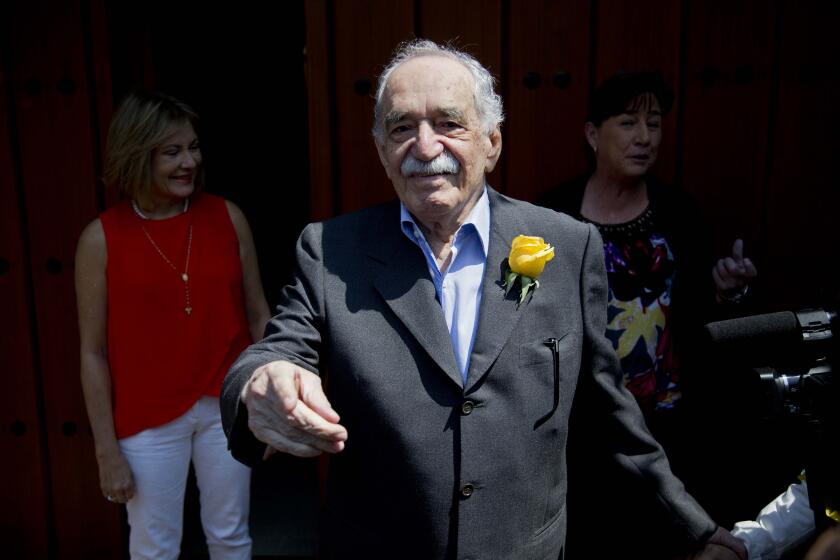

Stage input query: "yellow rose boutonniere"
[{"left": 503, "top": 235, "right": 555, "bottom": 304}]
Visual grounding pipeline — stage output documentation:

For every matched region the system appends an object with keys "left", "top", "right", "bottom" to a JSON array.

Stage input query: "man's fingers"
[
  {"left": 249, "top": 420, "right": 325, "bottom": 457},
  {"left": 262, "top": 362, "right": 344, "bottom": 433},
  {"left": 715, "top": 259, "right": 734, "bottom": 284},
  {"left": 265, "top": 363, "right": 302, "bottom": 412},
  {"left": 806, "top": 527, "right": 840, "bottom": 560},
  {"left": 722, "top": 257, "right": 745, "bottom": 277},
  {"left": 707, "top": 527, "right": 747, "bottom": 560},
  {"left": 259, "top": 424, "right": 345, "bottom": 457},
  {"left": 243, "top": 360, "right": 348, "bottom": 458},
  {"left": 712, "top": 265, "right": 724, "bottom": 289},
  {"left": 289, "top": 398, "right": 348, "bottom": 442},
  {"left": 743, "top": 257, "right": 758, "bottom": 278},
  {"left": 262, "top": 446, "right": 277, "bottom": 461},
  {"left": 247, "top": 394, "right": 346, "bottom": 456},
  {"left": 299, "top": 372, "right": 341, "bottom": 423},
  {"left": 731, "top": 238, "right": 744, "bottom": 262},
  {"left": 265, "top": 437, "right": 325, "bottom": 458},
  {"left": 695, "top": 544, "right": 740, "bottom": 560},
  {"left": 244, "top": 361, "right": 303, "bottom": 414}
]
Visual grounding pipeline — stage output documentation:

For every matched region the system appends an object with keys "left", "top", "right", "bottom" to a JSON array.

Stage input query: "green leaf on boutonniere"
[
  {"left": 519, "top": 276, "right": 534, "bottom": 304},
  {"left": 503, "top": 270, "right": 519, "bottom": 295}
]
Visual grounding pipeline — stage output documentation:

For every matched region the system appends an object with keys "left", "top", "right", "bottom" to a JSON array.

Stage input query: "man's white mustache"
[{"left": 401, "top": 150, "right": 460, "bottom": 177}]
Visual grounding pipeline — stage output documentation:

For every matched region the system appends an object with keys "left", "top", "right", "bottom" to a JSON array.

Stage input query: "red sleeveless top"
[{"left": 100, "top": 193, "right": 252, "bottom": 438}]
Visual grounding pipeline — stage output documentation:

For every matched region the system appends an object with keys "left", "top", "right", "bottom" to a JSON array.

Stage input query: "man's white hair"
[{"left": 372, "top": 39, "right": 505, "bottom": 143}]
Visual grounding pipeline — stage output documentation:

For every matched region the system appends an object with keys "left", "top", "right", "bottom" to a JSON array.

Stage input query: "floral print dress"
[{"left": 588, "top": 207, "right": 682, "bottom": 413}]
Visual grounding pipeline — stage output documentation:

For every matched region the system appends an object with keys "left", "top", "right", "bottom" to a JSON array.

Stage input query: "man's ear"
[
  {"left": 584, "top": 122, "right": 599, "bottom": 152},
  {"left": 484, "top": 126, "right": 503, "bottom": 173}
]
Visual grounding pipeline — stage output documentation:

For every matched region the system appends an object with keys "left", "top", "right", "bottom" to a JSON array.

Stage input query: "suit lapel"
[
  {"left": 368, "top": 207, "right": 463, "bottom": 388},
  {"left": 465, "top": 189, "right": 529, "bottom": 390}
]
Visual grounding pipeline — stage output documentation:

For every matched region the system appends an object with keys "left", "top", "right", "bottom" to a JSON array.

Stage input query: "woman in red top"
[{"left": 75, "top": 91, "right": 269, "bottom": 559}]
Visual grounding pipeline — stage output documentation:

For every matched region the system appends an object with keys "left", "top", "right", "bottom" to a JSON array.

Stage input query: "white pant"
[{"left": 120, "top": 397, "right": 251, "bottom": 560}]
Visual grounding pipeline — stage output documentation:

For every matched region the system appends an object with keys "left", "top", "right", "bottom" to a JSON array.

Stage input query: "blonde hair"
[{"left": 104, "top": 91, "right": 203, "bottom": 199}]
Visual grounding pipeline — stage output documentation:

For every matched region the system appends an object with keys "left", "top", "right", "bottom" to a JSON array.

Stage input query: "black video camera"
[
  {"left": 704, "top": 308, "right": 837, "bottom": 422},
  {"left": 705, "top": 309, "right": 840, "bottom": 530}
]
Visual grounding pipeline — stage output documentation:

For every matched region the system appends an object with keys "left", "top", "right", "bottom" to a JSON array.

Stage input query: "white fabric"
[
  {"left": 119, "top": 396, "right": 251, "bottom": 560},
  {"left": 732, "top": 478, "right": 816, "bottom": 560}
]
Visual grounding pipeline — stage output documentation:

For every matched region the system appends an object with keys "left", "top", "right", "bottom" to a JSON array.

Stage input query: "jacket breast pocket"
[{"left": 518, "top": 331, "right": 577, "bottom": 427}]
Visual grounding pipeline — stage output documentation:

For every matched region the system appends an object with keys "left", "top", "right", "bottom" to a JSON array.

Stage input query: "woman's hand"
[
  {"left": 96, "top": 449, "right": 135, "bottom": 504},
  {"left": 713, "top": 239, "right": 758, "bottom": 303}
]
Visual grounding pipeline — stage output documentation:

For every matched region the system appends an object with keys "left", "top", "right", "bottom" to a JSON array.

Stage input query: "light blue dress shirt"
[{"left": 400, "top": 188, "right": 490, "bottom": 383}]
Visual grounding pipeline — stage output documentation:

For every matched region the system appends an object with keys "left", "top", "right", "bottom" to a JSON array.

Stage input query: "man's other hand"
[
  {"left": 806, "top": 526, "right": 840, "bottom": 560},
  {"left": 685, "top": 527, "right": 748, "bottom": 560},
  {"left": 241, "top": 360, "right": 348, "bottom": 458}
]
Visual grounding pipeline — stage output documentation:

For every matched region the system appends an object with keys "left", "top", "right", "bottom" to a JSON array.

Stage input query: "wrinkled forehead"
[{"left": 382, "top": 55, "right": 476, "bottom": 114}]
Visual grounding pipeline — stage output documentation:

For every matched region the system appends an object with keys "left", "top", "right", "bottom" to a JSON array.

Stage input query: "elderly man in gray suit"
[{"left": 221, "top": 40, "right": 745, "bottom": 560}]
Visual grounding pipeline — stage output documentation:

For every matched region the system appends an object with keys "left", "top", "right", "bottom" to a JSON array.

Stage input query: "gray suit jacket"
[{"left": 221, "top": 189, "right": 716, "bottom": 559}]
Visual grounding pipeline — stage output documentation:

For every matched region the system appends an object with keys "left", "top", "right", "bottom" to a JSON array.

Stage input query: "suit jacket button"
[
  {"left": 461, "top": 484, "right": 474, "bottom": 498},
  {"left": 461, "top": 400, "right": 475, "bottom": 415}
]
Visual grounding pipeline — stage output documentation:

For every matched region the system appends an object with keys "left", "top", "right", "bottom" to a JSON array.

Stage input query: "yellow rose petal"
[
  {"left": 511, "top": 235, "right": 545, "bottom": 250},
  {"left": 509, "top": 238, "right": 554, "bottom": 277}
]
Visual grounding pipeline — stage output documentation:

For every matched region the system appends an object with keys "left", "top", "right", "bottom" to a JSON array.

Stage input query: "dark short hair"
[
  {"left": 104, "top": 90, "right": 203, "bottom": 199},
  {"left": 586, "top": 71, "right": 675, "bottom": 126}
]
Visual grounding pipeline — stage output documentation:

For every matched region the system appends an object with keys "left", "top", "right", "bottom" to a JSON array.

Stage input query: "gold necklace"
[{"left": 133, "top": 201, "right": 194, "bottom": 316}]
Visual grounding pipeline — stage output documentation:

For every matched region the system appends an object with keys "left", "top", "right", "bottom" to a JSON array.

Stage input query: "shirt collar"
[{"left": 399, "top": 186, "right": 490, "bottom": 256}]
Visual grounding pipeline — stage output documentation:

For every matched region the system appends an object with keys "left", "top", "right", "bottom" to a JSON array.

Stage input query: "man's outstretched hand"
[{"left": 241, "top": 360, "right": 348, "bottom": 458}]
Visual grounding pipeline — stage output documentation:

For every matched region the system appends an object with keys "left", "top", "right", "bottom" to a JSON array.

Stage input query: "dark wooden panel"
[
  {"left": 505, "top": 0, "right": 591, "bottom": 202},
  {"left": 305, "top": 0, "right": 336, "bottom": 221},
  {"left": 333, "top": 0, "right": 414, "bottom": 214},
  {"left": 88, "top": 0, "right": 116, "bottom": 211},
  {"left": 100, "top": 0, "right": 153, "bottom": 212},
  {"left": 595, "top": 0, "right": 682, "bottom": 184},
  {"left": 419, "top": 0, "right": 501, "bottom": 69},
  {"left": 681, "top": 0, "right": 774, "bottom": 259},
  {"left": 421, "top": 0, "right": 504, "bottom": 192},
  {"left": 104, "top": 0, "right": 155, "bottom": 103},
  {"left": 0, "top": 24, "right": 51, "bottom": 559},
  {"left": 10, "top": 0, "right": 124, "bottom": 556},
  {"left": 765, "top": 0, "right": 840, "bottom": 310},
  {"left": 678, "top": 3, "right": 778, "bottom": 525}
]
